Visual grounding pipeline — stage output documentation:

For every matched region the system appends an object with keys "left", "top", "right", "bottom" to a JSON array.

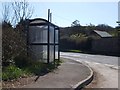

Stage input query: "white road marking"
[
  {"left": 61, "top": 55, "right": 119, "bottom": 70},
  {"left": 84, "top": 61, "right": 119, "bottom": 70}
]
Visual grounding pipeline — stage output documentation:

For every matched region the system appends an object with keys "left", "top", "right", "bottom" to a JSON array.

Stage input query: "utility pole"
[
  {"left": 50, "top": 13, "right": 52, "bottom": 22},
  {"left": 48, "top": 9, "right": 52, "bottom": 22},
  {"left": 48, "top": 9, "right": 50, "bottom": 22},
  {"left": 118, "top": 1, "right": 120, "bottom": 26}
]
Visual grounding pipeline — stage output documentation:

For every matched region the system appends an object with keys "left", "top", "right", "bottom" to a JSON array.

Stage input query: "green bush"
[
  {"left": 60, "top": 33, "right": 93, "bottom": 51},
  {"left": 2, "top": 65, "right": 24, "bottom": 81},
  {"left": 25, "top": 62, "right": 48, "bottom": 75},
  {"left": 55, "top": 59, "right": 62, "bottom": 66},
  {"left": 24, "top": 60, "right": 61, "bottom": 75},
  {"left": 2, "top": 59, "right": 62, "bottom": 81},
  {"left": 13, "top": 55, "right": 33, "bottom": 68},
  {"left": 2, "top": 22, "right": 27, "bottom": 67}
]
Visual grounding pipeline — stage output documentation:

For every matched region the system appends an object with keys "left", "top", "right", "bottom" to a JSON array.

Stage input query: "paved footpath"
[{"left": 21, "top": 58, "right": 92, "bottom": 88}]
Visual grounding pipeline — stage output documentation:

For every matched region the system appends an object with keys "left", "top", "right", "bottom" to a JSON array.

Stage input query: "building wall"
[{"left": 92, "top": 37, "right": 119, "bottom": 55}]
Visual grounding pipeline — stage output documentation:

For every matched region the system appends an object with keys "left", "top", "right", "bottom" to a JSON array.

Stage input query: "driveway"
[{"left": 60, "top": 52, "right": 119, "bottom": 88}]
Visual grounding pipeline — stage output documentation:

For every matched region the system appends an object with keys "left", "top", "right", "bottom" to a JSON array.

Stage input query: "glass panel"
[
  {"left": 29, "top": 26, "right": 48, "bottom": 43},
  {"left": 49, "top": 45, "right": 54, "bottom": 62},
  {"left": 55, "top": 30, "right": 58, "bottom": 44},
  {"left": 55, "top": 45, "right": 58, "bottom": 59},
  {"left": 49, "top": 26, "right": 54, "bottom": 43},
  {"left": 30, "top": 45, "right": 47, "bottom": 63}
]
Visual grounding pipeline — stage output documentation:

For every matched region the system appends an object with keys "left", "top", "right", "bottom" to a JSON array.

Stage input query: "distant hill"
[{"left": 60, "top": 25, "right": 117, "bottom": 38}]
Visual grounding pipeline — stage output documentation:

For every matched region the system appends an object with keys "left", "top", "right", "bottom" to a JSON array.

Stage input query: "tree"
[
  {"left": 2, "top": 0, "right": 33, "bottom": 66},
  {"left": 2, "top": 3, "right": 11, "bottom": 23},
  {"left": 85, "top": 23, "right": 96, "bottom": 35},
  {"left": 71, "top": 20, "right": 80, "bottom": 27},
  {"left": 2, "top": 0, "right": 33, "bottom": 27},
  {"left": 96, "top": 24, "right": 113, "bottom": 31},
  {"left": 12, "top": 0, "right": 33, "bottom": 26}
]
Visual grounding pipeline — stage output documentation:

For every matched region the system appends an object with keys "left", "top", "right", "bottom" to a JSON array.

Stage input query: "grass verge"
[{"left": 2, "top": 59, "right": 62, "bottom": 81}]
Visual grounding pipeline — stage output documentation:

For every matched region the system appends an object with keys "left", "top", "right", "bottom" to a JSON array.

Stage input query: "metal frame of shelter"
[{"left": 26, "top": 18, "right": 60, "bottom": 64}]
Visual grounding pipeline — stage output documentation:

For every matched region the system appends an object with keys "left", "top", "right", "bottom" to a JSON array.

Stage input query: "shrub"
[
  {"left": 2, "top": 65, "right": 24, "bottom": 81},
  {"left": 2, "top": 22, "right": 27, "bottom": 67},
  {"left": 60, "top": 33, "right": 93, "bottom": 51},
  {"left": 24, "top": 62, "right": 46, "bottom": 75},
  {"left": 55, "top": 59, "right": 62, "bottom": 66},
  {"left": 24, "top": 60, "right": 62, "bottom": 75},
  {"left": 2, "top": 60, "right": 63, "bottom": 81},
  {"left": 13, "top": 54, "right": 33, "bottom": 68}
]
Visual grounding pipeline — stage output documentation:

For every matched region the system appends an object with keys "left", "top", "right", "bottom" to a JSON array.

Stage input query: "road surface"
[{"left": 60, "top": 52, "right": 119, "bottom": 88}]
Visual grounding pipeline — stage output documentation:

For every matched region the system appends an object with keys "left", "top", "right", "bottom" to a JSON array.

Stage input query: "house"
[
  {"left": 91, "top": 30, "right": 118, "bottom": 55},
  {"left": 93, "top": 30, "right": 112, "bottom": 38}
]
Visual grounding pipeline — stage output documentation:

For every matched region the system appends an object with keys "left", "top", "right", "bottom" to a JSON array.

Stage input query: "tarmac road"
[
  {"left": 60, "top": 52, "right": 118, "bottom": 66},
  {"left": 60, "top": 52, "right": 119, "bottom": 88}
]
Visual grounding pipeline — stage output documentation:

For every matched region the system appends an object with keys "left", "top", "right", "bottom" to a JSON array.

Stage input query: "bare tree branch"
[
  {"left": 2, "top": 0, "right": 33, "bottom": 27},
  {"left": 2, "top": 3, "right": 11, "bottom": 23},
  {"left": 11, "top": 0, "right": 33, "bottom": 26}
]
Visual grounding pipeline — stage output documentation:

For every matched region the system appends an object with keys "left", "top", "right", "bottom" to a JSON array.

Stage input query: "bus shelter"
[{"left": 27, "top": 18, "right": 59, "bottom": 63}]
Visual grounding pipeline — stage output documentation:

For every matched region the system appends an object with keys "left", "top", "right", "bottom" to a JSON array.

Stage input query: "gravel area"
[{"left": 2, "top": 75, "right": 38, "bottom": 88}]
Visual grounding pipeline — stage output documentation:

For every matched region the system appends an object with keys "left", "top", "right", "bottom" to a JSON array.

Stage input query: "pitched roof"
[{"left": 93, "top": 30, "right": 112, "bottom": 38}]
